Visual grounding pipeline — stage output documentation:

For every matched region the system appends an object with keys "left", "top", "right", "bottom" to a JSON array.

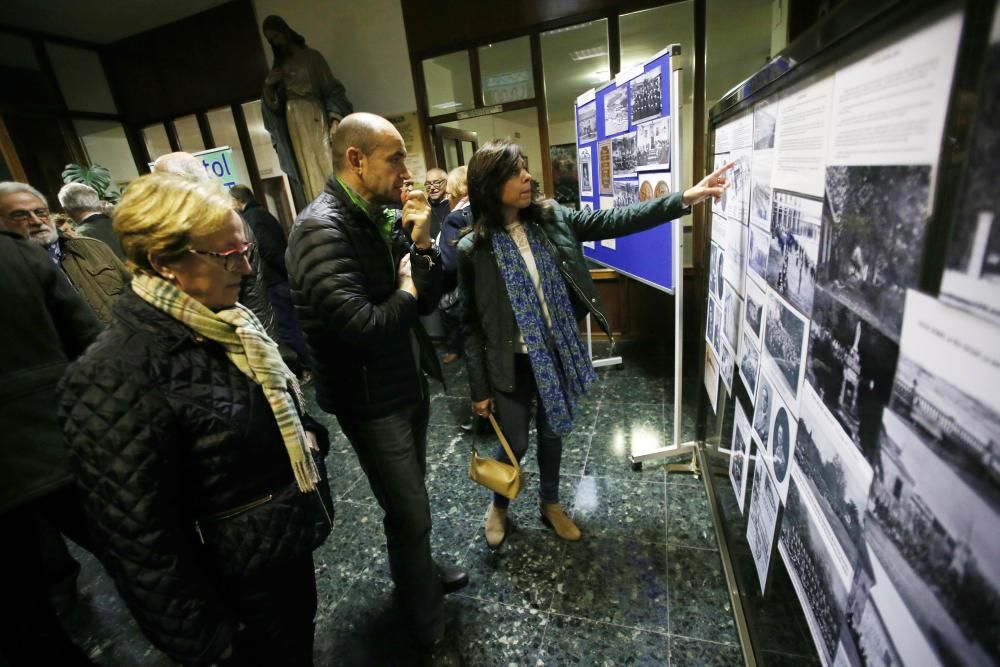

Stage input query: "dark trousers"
[
  {"left": 0, "top": 486, "right": 95, "bottom": 666},
  {"left": 438, "top": 292, "right": 463, "bottom": 356},
  {"left": 492, "top": 354, "right": 563, "bottom": 510},
  {"left": 220, "top": 553, "right": 317, "bottom": 667},
  {"left": 267, "top": 281, "right": 312, "bottom": 370},
  {"left": 335, "top": 391, "right": 444, "bottom": 645}
]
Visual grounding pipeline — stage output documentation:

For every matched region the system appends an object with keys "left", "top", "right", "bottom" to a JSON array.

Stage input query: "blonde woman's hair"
[
  {"left": 446, "top": 165, "right": 468, "bottom": 199},
  {"left": 114, "top": 172, "right": 234, "bottom": 274}
]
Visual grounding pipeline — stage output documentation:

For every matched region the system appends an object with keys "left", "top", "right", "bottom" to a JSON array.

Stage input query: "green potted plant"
[{"left": 61, "top": 163, "right": 121, "bottom": 205}]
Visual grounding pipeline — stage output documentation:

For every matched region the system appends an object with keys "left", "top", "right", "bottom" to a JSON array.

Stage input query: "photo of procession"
[{"left": 766, "top": 190, "right": 823, "bottom": 317}]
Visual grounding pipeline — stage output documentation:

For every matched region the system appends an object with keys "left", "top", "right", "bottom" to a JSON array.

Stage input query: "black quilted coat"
[
  {"left": 58, "top": 287, "right": 331, "bottom": 666},
  {"left": 286, "top": 177, "right": 444, "bottom": 418}
]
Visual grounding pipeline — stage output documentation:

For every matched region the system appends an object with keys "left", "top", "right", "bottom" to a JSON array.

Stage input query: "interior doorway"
[{"left": 433, "top": 126, "right": 478, "bottom": 171}]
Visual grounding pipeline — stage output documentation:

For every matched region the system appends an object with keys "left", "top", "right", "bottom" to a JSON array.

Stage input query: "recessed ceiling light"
[
  {"left": 569, "top": 47, "right": 607, "bottom": 62},
  {"left": 432, "top": 101, "right": 464, "bottom": 110}
]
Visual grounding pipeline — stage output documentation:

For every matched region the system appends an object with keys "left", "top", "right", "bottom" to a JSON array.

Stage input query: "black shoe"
[
  {"left": 437, "top": 564, "right": 469, "bottom": 594},
  {"left": 420, "top": 635, "right": 463, "bottom": 667}
]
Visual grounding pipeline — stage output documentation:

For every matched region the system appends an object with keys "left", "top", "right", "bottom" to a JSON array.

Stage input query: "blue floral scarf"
[{"left": 492, "top": 222, "right": 596, "bottom": 435}]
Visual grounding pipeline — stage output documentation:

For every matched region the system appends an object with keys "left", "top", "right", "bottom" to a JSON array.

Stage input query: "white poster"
[
  {"left": 771, "top": 74, "right": 835, "bottom": 197},
  {"left": 704, "top": 345, "right": 720, "bottom": 414},
  {"left": 719, "top": 338, "right": 736, "bottom": 394},
  {"left": 737, "top": 328, "right": 761, "bottom": 397},
  {"left": 730, "top": 403, "right": 753, "bottom": 513},
  {"left": 712, "top": 153, "right": 731, "bottom": 219},
  {"left": 862, "top": 292, "right": 1000, "bottom": 666},
  {"left": 578, "top": 146, "right": 592, "bottom": 195},
  {"left": 727, "top": 110, "right": 753, "bottom": 151},
  {"left": 725, "top": 148, "right": 752, "bottom": 224},
  {"left": 746, "top": 457, "right": 781, "bottom": 594},
  {"left": 724, "top": 217, "right": 747, "bottom": 296},
  {"left": 721, "top": 279, "right": 742, "bottom": 351}
]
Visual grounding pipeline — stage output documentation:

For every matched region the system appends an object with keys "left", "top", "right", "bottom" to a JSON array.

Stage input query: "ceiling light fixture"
[
  {"left": 569, "top": 47, "right": 607, "bottom": 62},
  {"left": 432, "top": 101, "right": 464, "bottom": 110}
]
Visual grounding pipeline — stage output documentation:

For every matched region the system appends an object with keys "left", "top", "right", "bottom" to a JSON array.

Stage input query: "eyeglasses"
[
  {"left": 3, "top": 207, "right": 50, "bottom": 223},
  {"left": 424, "top": 179, "right": 446, "bottom": 189},
  {"left": 188, "top": 241, "right": 255, "bottom": 272}
]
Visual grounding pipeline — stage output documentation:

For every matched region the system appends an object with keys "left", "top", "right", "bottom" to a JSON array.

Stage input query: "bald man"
[{"left": 286, "top": 113, "right": 463, "bottom": 664}]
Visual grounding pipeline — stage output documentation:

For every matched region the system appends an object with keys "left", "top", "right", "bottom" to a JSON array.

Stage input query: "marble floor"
[{"left": 64, "top": 341, "right": 746, "bottom": 666}]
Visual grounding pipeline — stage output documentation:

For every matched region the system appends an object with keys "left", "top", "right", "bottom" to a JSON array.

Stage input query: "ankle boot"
[
  {"left": 539, "top": 502, "right": 581, "bottom": 541},
  {"left": 484, "top": 502, "right": 507, "bottom": 549}
]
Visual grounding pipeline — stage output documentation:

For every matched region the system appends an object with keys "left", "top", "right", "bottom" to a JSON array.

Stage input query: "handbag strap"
[{"left": 472, "top": 413, "right": 521, "bottom": 472}]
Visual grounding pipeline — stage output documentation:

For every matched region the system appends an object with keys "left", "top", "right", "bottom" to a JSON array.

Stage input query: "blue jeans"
[
  {"left": 267, "top": 282, "right": 312, "bottom": 370},
  {"left": 492, "top": 354, "right": 562, "bottom": 509}
]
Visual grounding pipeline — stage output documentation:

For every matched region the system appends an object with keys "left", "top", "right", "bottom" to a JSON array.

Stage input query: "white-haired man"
[
  {"left": 57, "top": 182, "right": 123, "bottom": 259},
  {"left": 0, "top": 182, "right": 129, "bottom": 325}
]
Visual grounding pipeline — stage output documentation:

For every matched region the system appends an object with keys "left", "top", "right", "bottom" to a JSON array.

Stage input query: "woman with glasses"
[
  {"left": 459, "top": 140, "right": 731, "bottom": 548},
  {"left": 59, "top": 173, "right": 333, "bottom": 666}
]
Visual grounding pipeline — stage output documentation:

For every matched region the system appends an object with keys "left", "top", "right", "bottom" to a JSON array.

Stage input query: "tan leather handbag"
[{"left": 468, "top": 414, "right": 523, "bottom": 500}]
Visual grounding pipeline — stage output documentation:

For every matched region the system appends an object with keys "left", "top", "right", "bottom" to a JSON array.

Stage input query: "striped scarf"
[
  {"left": 491, "top": 222, "right": 596, "bottom": 435},
  {"left": 132, "top": 273, "right": 319, "bottom": 492}
]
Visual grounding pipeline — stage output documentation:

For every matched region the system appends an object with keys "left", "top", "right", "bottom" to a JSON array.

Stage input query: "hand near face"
[
  {"left": 682, "top": 161, "right": 734, "bottom": 207},
  {"left": 400, "top": 188, "right": 432, "bottom": 249}
]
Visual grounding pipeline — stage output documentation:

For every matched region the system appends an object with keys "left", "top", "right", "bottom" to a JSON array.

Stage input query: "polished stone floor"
[{"left": 64, "top": 341, "right": 748, "bottom": 666}]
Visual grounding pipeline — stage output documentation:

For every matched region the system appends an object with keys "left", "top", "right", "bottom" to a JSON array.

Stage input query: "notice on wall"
[
  {"left": 771, "top": 75, "right": 834, "bottom": 197},
  {"left": 730, "top": 404, "right": 753, "bottom": 513},
  {"left": 746, "top": 457, "right": 781, "bottom": 594},
  {"left": 387, "top": 112, "right": 426, "bottom": 184},
  {"left": 827, "top": 12, "right": 962, "bottom": 170},
  {"left": 704, "top": 345, "right": 720, "bottom": 414}
]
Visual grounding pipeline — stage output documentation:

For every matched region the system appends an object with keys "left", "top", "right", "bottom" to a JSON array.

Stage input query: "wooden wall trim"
[{"left": 0, "top": 117, "right": 28, "bottom": 182}]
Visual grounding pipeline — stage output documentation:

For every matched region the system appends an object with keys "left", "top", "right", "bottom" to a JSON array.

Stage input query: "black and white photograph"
[
  {"left": 708, "top": 242, "right": 722, "bottom": 301},
  {"left": 724, "top": 150, "right": 752, "bottom": 224},
  {"left": 597, "top": 140, "right": 613, "bottom": 195},
  {"left": 767, "top": 190, "right": 823, "bottom": 317},
  {"left": 722, "top": 280, "right": 742, "bottom": 350},
  {"left": 713, "top": 154, "right": 730, "bottom": 217},
  {"left": 549, "top": 143, "right": 579, "bottom": 207},
  {"left": 818, "top": 165, "right": 932, "bottom": 340},
  {"left": 752, "top": 372, "right": 774, "bottom": 448},
  {"left": 603, "top": 84, "right": 629, "bottom": 136},
  {"left": 709, "top": 298, "right": 723, "bottom": 358},
  {"left": 578, "top": 146, "right": 592, "bottom": 195},
  {"left": 761, "top": 290, "right": 809, "bottom": 411},
  {"left": 577, "top": 100, "right": 597, "bottom": 144},
  {"left": 754, "top": 99, "right": 776, "bottom": 150},
  {"left": 766, "top": 395, "right": 796, "bottom": 500},
  {"left": 794, "top": 384, "right": 874, "bottom": 577},
  {"left": 579, "top": 201, "right": 593, "bottom": 214},
  {"left": 747, "top": 457, "right": 781, "bottom": 595},
  {"left": 834, "top": 540, "right": 938, "bottom": 666},
  {"left": 705, "top": 345, "right": 720, "bottom": 414},
  {"left": 719, "top": 339, "right": 735, "bottom": 394},
  {"left": 779, "top": 471, "right": 851, "bottom": 666},
  {"left": 863, "top": 290, "right": 1000, "bottom": 666},
  {"left": 730, "top": 404, "right": 753, "bottom": 513},
  {"left": 611, "top": 131, "right": 637, "bottom": 177},
  {"left": 612, "top": 180, "right": 639, "bottom": 208},
  {"left": 636, "top": 115, "right": 671, "bottom": 170},
  {"left": 751, "top": 148, "right": 774, "bottom": 231},
  {"left": 630, "top": 66, "right": 662, "bottom": 125},
  {"left": 805, "top": 286, "right": 898, "bottom": 464},
  {"left": 724, "top": 219, "right": 747, "bottom": 296},
  {"left": 744, "top": 278, "right": 766, "bottom": 343},
  {"left": 747, "top": 225, "right": 769, "bottom": 287},
  {"left": 738, "top": 330, "right": 760, "bottom": 396},
  {"left": 940, "top": 28, "right": 1000, "bottom": 324},
  {"left": 705, "top": 292, "right": 718, "bottom": 352}
]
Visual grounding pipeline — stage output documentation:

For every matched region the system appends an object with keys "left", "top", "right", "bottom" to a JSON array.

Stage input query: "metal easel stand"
[{"left": 585, "top": 313, "right": 623, "bottom": 369}]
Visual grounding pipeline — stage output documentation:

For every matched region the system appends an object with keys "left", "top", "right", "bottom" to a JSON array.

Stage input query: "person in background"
[
  {"left": 230, "top": 184, "right": 312, "bottom": 378},
  {"left": 438, "top": 165, "right": 471, "bottom": 366},
  {"left": 286, "top": 112, "right": 466, "bottom": 666},
  {"left": 58, "top": 182, "right": 124, "bottom": 259},
  {"left": 459, "top": 140, "right": 732, "bottom": 549},
  {"left": 0, "top": 225, "right": 102, "bottom": 667},
  {"left": 423, "top": 167, "right": 450, "bottom": 240},
  {"left": 59, "top": 173, "right": 333, "bottom": 667},
  {"left": 0, "top": 182, "right": 129, "bottom": 326}
]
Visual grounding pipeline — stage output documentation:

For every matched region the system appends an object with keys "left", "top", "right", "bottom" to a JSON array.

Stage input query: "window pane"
[
  {"left": 0, "top": 31, "right": 58, "bottom": 108},
  {"left": 438, "top": 107, "right": 546, "bottom": 193},
  {"left": 206, "top": 106, "right": 252, "bottom": 191},
  {"left": 73, "top": 119, "right": 139, "bottom": 189},
  {"left": 706, "top": 0, "right": 772, "bottom": 105},
  {"left": 142, "top": 124, "right": 171, "bottom": 161},
  {"left": 174, "top": 115, "right": 204, "bottom": 153},
  {"left": 423, "top": 51, "right": 475, "bottom": 115},
  {"left": 541, "top": 20, "right": 609, "bottom": 146},
  {"left": 478, "top": 37, "right": 533, "bottom": 105},
  {"left": 45, "top": 43, "right": 116, "bottom": 114},
  {"left": 620, "top": 2, "right": 694, "bottom": 206}
]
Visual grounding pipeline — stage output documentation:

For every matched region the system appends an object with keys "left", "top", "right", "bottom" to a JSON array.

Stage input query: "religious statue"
[{"left": 261, "top": 15, "right": 353, "bottom": 207}]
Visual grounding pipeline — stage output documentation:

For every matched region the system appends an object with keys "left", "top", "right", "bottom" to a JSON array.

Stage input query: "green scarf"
[
  {"left": 336, "top": 175, "right": 396, "bottom": 242},
  {"left": 132, "top": 273, "right": 319, "bottom": 492}
]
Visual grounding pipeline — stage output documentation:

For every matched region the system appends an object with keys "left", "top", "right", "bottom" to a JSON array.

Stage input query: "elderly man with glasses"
[
  {"left": 0, "top": 182, "right": 130, "bottom": 325},
  {"left": 423, "top": 168, "right": 451, "bottom": 241}
]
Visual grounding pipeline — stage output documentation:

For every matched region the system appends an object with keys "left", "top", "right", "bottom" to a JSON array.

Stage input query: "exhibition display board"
[{"left": 700, "top": 1, "right": 999, "bottom": 665}]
